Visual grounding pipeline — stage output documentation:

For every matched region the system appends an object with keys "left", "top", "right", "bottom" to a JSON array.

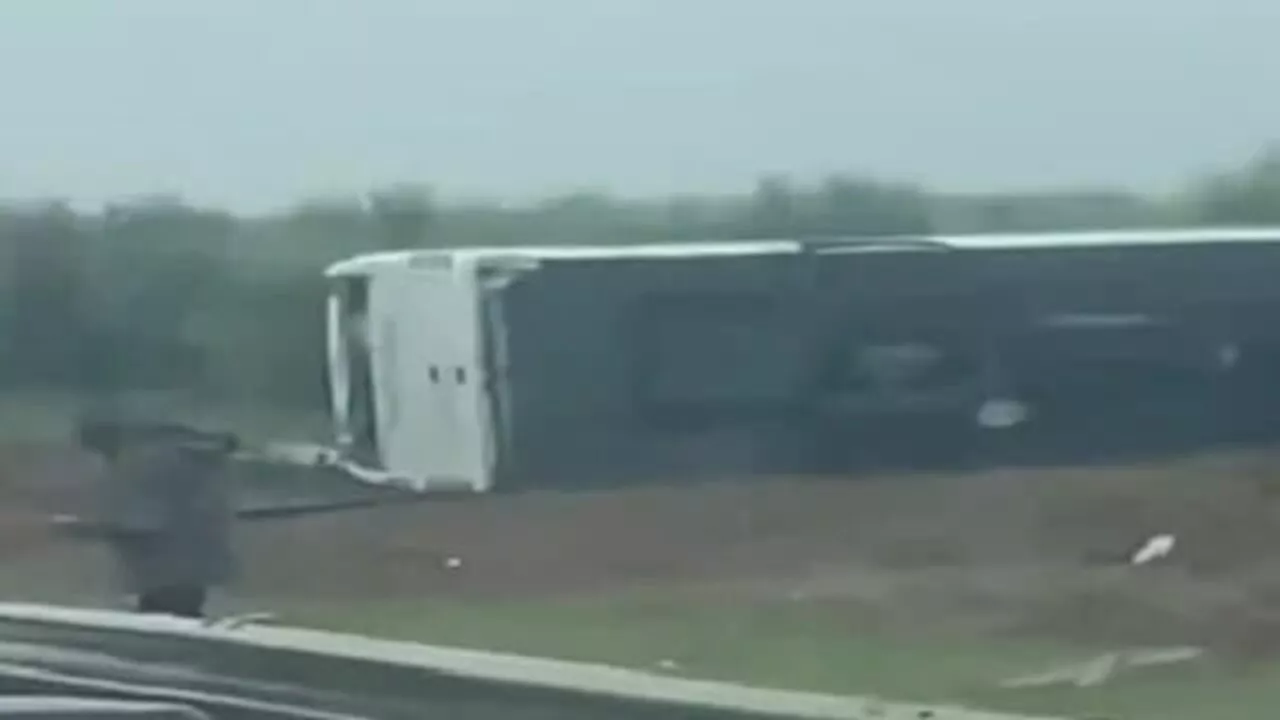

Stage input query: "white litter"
[
  {"left": 975, "top": 399, "right": 1031, "bottom": 429},
  {"left": 1131, "top": 534, "right": 1176, "bottom": 566},
  {"left": 1000, "top": 646, "right": 1203, "bottom": 689}
]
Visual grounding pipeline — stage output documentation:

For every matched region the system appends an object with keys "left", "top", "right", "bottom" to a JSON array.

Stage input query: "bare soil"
[{"left": 6, "top": 441, "right": 1280, "bottom": 661}]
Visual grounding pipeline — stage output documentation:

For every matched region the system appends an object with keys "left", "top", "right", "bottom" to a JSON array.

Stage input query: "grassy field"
[
  {"left": 284, "top": 594, "right": 1277, "bottom": 720},
  {"left": 5, "top": 389, "right": 1279, "bottom": 720}
]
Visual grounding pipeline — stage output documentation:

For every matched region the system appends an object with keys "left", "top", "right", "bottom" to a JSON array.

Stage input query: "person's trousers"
[{"left": 135, "top": 585, "right": 208, "bottom": 619}]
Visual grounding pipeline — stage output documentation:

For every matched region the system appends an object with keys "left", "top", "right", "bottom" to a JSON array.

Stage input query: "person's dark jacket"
[{"left": 89, "top": 430, "right": 237, "bottom": 594}]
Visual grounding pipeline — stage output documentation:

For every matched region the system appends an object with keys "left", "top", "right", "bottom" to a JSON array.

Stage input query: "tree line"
[{"left": 2, "top": 148, "right": 1279, "bottom": 413}]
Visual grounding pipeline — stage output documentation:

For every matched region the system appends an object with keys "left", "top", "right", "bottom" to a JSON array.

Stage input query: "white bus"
[{"left": 320, "top": 228, "right": 1280, "bottom": 493}]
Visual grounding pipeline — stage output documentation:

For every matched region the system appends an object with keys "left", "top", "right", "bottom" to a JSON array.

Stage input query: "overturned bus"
[{"left": 322, "top": 228, "right": 1280, "bottom": 493}]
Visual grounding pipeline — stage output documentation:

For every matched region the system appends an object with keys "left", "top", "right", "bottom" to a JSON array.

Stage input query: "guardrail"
[{"left": 0, "top": 603, "right": 1062, "bottom": 720}]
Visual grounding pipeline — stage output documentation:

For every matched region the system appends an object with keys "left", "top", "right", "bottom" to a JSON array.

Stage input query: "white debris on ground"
[
  {"left": 241, "top": 441, "right": 340, "bottom": 467},
  {"left": 999, "top": 533, "right": 1195, "bottom": 690},
  {"left": 444, "top": 556, "right": 463, "bottom": 569},
  {"left": 1131, "top": 533, "right": 1177, "bottom": 566},
  {"left": 242, "top": 441, "right": 428, "bottom": 491},
  {"left": 1000, "top": 647, "right": 1204, "bottom": 689},
  {"left": 975, "top": 399, "right": 1031, "bottom": 430},
  {"left": 204, "top": 612, "right": 278, "bottom": 630}
]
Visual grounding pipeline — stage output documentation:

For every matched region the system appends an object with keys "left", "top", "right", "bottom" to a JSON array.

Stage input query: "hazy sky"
[{"left": 1, "top": 0, "right": 1277, "bottom": 211}]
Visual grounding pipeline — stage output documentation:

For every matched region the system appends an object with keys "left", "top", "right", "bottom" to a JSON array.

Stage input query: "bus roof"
[{"left": 325, "top": 226, "right": 1280, "bottom": 278}]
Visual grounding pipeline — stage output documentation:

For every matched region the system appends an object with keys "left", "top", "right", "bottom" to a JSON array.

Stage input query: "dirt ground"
[{"left": 7, "top": 441, "right": 1280, "bottom": 663}]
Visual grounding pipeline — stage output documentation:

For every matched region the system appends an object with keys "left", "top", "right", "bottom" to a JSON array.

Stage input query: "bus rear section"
[{"left": 325, "top": 255, "right": 495, "bottom": 493}]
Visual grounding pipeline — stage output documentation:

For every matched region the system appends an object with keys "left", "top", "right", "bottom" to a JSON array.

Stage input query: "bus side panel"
[
  {"left": 495, "top": 254, "right": 805, "bottom": 489},
  {"left": 491, "top": 243, "right": 1280, "bottom": 490}
]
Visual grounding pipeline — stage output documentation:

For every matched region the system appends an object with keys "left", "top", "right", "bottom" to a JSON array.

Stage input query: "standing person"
[{"left": 60, "top": 414, "right": 239, "bottom": 619}]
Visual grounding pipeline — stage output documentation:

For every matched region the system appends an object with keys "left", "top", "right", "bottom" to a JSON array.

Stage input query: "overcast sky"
[{"left": 1, "top": 0, "right": 1277, "bottom": 211}]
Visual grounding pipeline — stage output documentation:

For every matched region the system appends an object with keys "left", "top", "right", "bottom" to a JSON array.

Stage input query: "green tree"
[
  {"left": 742, "top": 175, "right": 799, "bottom": 237},
  {"left": 1191, "top": 146, "right": 1280, "bottom": 224},
  {"left": 3, "top": 203, "right": 88, "bottom": 387},
  {"left": 368, "top": 184, "right": 435, "bottom": 249},
  {"left": 814, "top": 175, "right": 932, "bottom": 236}
]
